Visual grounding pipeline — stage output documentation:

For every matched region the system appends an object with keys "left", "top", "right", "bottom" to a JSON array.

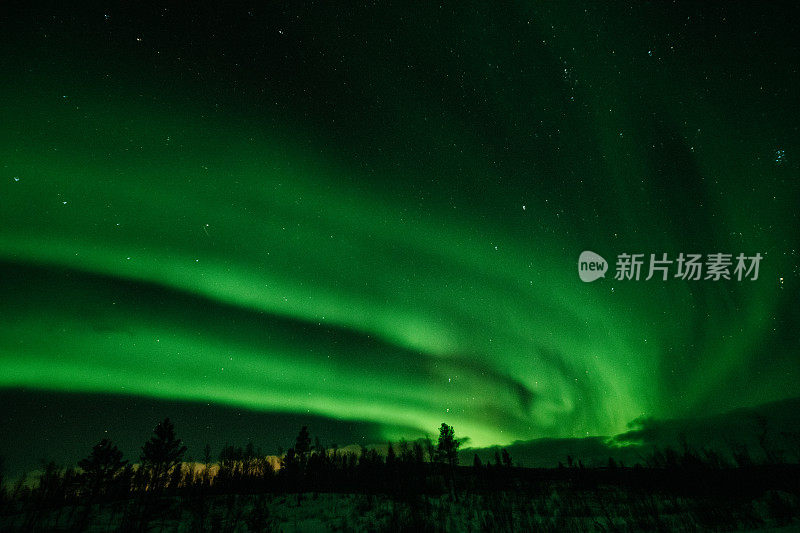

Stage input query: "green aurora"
[{"left": 0, "top": 3, "right": 798, "bottom": 455}]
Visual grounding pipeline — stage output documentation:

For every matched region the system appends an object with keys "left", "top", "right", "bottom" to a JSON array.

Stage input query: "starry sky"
[{"left": 1, "top": 2, "right": 798, "bottom": 473}]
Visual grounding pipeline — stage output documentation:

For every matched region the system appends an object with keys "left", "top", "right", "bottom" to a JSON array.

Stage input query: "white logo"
[
  {"left": 578, "top": 251, "right": 608, "bottom": 282},
  {"left": 578, "top": 251, "right": 763, "bottom": 282}
]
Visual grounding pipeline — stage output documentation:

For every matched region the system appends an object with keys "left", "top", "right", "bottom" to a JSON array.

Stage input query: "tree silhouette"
[
  {"left": 424, "top": 437, "right": 435, "bottom": 463},
  {"left": 140, "top": 417, "right": 187, "bottom": 490},
  {"left": 436, "top": 423, "right": 460, "bottom": 467},
  {"left": 414, "top": 441, "right": 426, "bottom": 464},
  {"left": 74, "top": 439, "right": 128, "bottom": 529},
  {"left": 282, "top": 448, "right": 297, "bottom": 469},
  {"left": 79, "top": 438, "right": 128, "bottom": 495},
  {"left": 201, "top": 444, "right": 212, "bottom": 485},
  {"left": 245, "top": 441, "right": 256, "bottom": 460},
  {"left": 386, "top": 442, "right": 396, "bottom": 467},
  {"left": 473, "top": 454, "right": 482, "bottom": 468},
  {"left": 294, "top": 426, "right": 311, "bottom": 461},
  {"left": 501, "top": 448, "right": 513, "bottom": 468}
]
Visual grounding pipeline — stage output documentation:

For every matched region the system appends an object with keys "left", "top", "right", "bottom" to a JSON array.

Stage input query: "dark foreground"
[{"left": 2, "top": 464, "right": 799, "bottom": 532}]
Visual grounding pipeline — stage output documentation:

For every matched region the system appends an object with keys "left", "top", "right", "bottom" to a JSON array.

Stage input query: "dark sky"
[{"left": 0, "top": 2, "right": 798, "bottom": 476}]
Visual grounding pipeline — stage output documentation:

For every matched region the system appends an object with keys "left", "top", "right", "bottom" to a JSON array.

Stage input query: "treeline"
[
  {"left": 0, "top": 421, "right": 483, "bottom": 530},
  {"left": 2, "top": 418, "right": 800, "bottom": 531}
]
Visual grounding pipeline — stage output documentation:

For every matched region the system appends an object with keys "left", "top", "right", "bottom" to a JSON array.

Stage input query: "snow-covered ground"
[{"left": 2, "top": 487, "right": 798, "bottom": 531}]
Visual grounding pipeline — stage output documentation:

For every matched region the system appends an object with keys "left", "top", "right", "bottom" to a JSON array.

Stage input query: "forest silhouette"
[{"left": 1, "top": 417, "right": 799, "bottom": 531}]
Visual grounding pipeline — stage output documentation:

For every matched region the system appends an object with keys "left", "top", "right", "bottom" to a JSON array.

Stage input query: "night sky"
[{"left": 1, "top": 3, "right": 798, "bottom": 474}]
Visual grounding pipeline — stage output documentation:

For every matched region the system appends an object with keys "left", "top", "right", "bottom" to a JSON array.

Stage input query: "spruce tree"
[{"left": 140, "top": 418, "right": 187, "bottom": 490}]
